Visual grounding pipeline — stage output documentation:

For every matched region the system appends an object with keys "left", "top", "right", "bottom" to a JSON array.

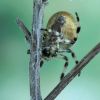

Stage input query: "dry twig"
[{"left": 17, "top": 0, "right": 47, "bottom": 100}]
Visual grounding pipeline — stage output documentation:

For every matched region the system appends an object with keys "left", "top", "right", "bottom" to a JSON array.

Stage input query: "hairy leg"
[
  {"left": 58, "top": 54, "right": 69, "bottom": 80},
  {"left": 67, "top": 49, "right": 81, "bottom": 76},
  {"left": 75, "top": 12, "right": 81, "bottom": 34}
]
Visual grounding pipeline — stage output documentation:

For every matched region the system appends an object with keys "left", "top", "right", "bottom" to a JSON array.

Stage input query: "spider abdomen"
[{"left": 47, "top": 11, "right": 77, "bottom": 43}]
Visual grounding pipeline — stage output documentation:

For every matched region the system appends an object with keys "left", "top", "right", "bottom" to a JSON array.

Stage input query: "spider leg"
[
  {"left": 75, "top": 12, "right": 81, "bottom": 34},
  {"left": 41, "top": 28, "right": 52, "bottom": 33},
  {"left": 58, "top": 54, "right": 69, "bottom": 80},
  {"left": 67, "top": 49, "right": 81, "bottom": 76},
  {"left": 40, "top": 60, "right": 44, "bottom": 67},
  {"left": 41, "top": 28, "right": 48, "bottom": 32},
  {"left": 40, "top": 48, "right": 51, "bottom": 68},
  {"left": 40, "top": 56, "right": 51, "bottom": 68},
  {"left": 27, "top": 49, "right": 44, "bottom": 68}
]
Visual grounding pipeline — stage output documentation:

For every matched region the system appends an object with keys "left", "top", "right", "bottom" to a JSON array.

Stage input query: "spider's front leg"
[
  {"left": 67, "top": 49, "right": 81, "bottom": 76},
  {"left": 75, "top": 12, "right": 81, "bottom": 34},
  {"left": 40, "top": 47, "right": 51, "bottom": 68},
  {"left": 58, "top": 54, "right": 69, "bottom": 80},
  {"left": 27, "top": 47, "right": 45, "bottom": 68},
  {"left": 41, "top": 28, "right": 52, "bottom": 33}
]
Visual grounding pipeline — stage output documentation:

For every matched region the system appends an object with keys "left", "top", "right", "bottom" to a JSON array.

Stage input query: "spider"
[{"left": 28, "top": 11, "right": 81, "bottom": 80}]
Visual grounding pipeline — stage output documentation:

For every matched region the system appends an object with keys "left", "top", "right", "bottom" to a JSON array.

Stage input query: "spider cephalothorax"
[{"left": 41, "top": 11, "right": 81, "bottom": 80}]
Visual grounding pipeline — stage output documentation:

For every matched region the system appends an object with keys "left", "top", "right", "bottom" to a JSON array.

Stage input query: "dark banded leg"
[
  {"left": 41, "top": 28, "right": 52, "bottom": 33},
  {"left": 67, "top": 49, "right": 81, "bottom": 76},
  {"left": 41, "top": 28, "right": 48, "bottom": 32},
  {"left": 75, "top": 12, "right": 81, "bottom": 34},
  {"left": 60, "top": 54, "right": 69, "bottom": 80},
  {"left": 27, "top": 49, "right": 44, "bottom": 67}
]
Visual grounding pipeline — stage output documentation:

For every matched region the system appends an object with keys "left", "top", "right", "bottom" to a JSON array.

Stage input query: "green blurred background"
[{"left": 0, "top": 0, "right": 100, "bottom": 100}]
